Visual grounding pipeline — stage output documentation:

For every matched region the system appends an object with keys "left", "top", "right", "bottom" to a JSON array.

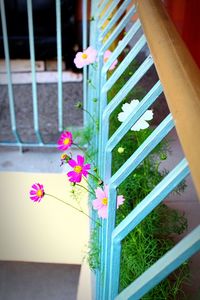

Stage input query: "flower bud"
[
  {"left": 160, "top": 153, "right": 167, "bottom": 160},
  {"left": 118, "top": 147, "right": 125, "bottom": 154},
  {"left": 75, "top": 101, "right": 83, "bottom": 109}
]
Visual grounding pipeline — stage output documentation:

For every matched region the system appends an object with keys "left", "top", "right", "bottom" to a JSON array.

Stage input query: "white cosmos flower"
[{"left": 118, "top": 100, "right": 153, "bottom": 131}]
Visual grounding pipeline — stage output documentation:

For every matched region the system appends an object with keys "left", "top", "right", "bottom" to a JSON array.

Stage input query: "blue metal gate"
[
  {"left": 0, "top": 0, "right": 67, "bottom": 149},
  {"left": 84, "top": 0, "right": 200, "bottom": 299}
]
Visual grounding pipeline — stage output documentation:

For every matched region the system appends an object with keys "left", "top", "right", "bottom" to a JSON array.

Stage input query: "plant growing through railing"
[{"left": 29, "top": 47, "right": 189, "bottom": 299}]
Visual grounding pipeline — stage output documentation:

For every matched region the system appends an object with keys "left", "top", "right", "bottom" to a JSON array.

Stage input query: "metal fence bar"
[
  {"left": 0, "top": 0, "right": 21, "bottom": 145},
  {"left": 103, "top": 114, "right": 174, "bottom": 298},
  {"left": 109, "top": 158, "right": 189, "bottom": 298},
  {"left": 82, "top": 0, "right": 87, "bottom": 125},
  {"left": 100, "top": 0, "right": 132, "bottom": 39},
  {"left": 98, "top": 0, "right": 122, "bottom": 29},
  {"left": 103, "top": 115, "right": 174, "bottom": 298},
  {"left": 104, "top": 81, "right": 162, "bottom": 180},
  {"left": 97, "top": 0, "right": 111, "bottom": 18},
  {"left": 87, "top": 2, "right": 103, "bottom": 299},
  {"left": 99, "top": 5, "right": 137, "bottom": 53},
  {"left": 100, "top": 55, "right": 153, "bottom": 174},
  {"left": 88, "top": 1, "right": 200, "bottom": 299},
  {"left": 116, "top": 225, "right": 200, "bottom": 300},
  {"left": 102, "top": 35, "right": 146, "bottom": 92},
  {"left": 27, "top": 0, "right": 43, "bottom": 144},
  {"left": 56, "top": 0, "right": 63, "bottom": 132}
]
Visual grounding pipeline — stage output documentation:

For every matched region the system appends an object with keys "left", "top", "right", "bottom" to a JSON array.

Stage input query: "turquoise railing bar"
[
  {"left": 102, "top": 114, "right": 175, "bottom": 299},
  {"left": 56, "top": 0, "right": 63, "bottom": 132},
  {"left": 100, "top": 55, "right": 154, "bottom": 173},
  {"left": 100, "top": 0, "right": 132, "bottom": 39},
  {"left": 99, "top": 6, "right": 137, "bottom": 51},
  {"left": 82, "top": 0, "right": 87, "bottom": 125},
  {"left": 109, "top": 158, "right": 190, "bottom": 298},
  {"left": 0, "top": 0, "right": 21, "bottom": 145},
  {"left": 104, "top": 81, "right": 163, "bottom": 180},
  {"left": 0, "top": 0, "right": 67, "bottom": 147},
  {"left": 98, "top": 0, "right": 122, "bottom": 30},
  {"left": 27, "top": 0, "right": 43, "bottom": 145},
  {"left": 116, "top": 225, "right": 200, "bottom": 300},
  {"left": 87, "top": 1, "right": 200, "bottom": 299},
  {"left": 102, "top": 34, "right": 147, "bottom": 92},
  {"left": 97, "top": 0, "right": 111, "bottom": 18}
]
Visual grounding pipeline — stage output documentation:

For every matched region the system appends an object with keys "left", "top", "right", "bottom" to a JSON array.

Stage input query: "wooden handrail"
[{"left": 136, "top": 0, "right": 200, "bottom": 199}]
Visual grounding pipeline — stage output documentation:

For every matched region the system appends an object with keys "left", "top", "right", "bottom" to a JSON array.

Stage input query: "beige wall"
[{"left": 0, "top": 172, "right": 89, "bottom": 264}]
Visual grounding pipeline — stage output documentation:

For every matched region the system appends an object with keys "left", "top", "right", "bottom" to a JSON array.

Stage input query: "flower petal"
[
  {"left": 131, "top": 119, "right": 149, "bottom": 131},
  {"left": 95, "top": 187, "right": 105, "bottom": 199},
  {"left": 98, "top": 206, "right": 108, "bottom": 219},
  {"left": 143, "top": 110, "right": 153, "bottom": 121},
  {"left": 77, "top": 155, "right": 84, "bottom": 166},
  {"left": 92, "top": 198, "right": 103, "bottom": 210},
  {"left": 68, "top": 159, "right": 77, "bottom": 168},
  {"left": 117, "top": 195, "right": 125, "bottom": 208}
]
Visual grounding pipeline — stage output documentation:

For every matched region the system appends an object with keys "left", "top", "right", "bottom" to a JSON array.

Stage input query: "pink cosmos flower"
[
  {"left": 57, "top": 131, "right": 73, "bottom": 151},
  {"left": 104, "top": 50, "right": 118, "bottom": 70},
  {"left": 92, "top": 185, "right": 125, "bottom": 219},
  {"left": 74, "top": 46, "right": 97, "bottom": 68},
  {"left": 67, "top": 155, "right": 91, "bottom": 183},
  {"left": 29, "top": 183, "right": 45, "bottom": 202}
]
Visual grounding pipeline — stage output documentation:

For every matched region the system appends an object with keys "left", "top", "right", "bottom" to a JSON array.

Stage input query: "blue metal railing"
[
  {"left": 85, "top": 1, "right": 200, "bottom": 299},
  {"left": 0, "top": 0, "right": 64, "bottom": 148}
]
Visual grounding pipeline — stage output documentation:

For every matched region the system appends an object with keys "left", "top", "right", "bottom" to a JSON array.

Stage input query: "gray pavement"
[{"left": 0, "top": 82, "right": 83, "bottom": 143}]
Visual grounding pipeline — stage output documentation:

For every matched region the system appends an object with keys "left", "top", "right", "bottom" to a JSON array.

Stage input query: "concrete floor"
[
  {"left": 0, "top": 83, "right": 83, "bottom": 143},
  {"left": 0, "top": 262, "right": 80, "bottom": 300}
]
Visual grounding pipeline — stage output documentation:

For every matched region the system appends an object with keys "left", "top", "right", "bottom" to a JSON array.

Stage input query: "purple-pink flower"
[
  {"left": 29, "top": 183, "right": 45, "bottom": 202},
  {"left": 67, "top": 155, "right": 91, "bottom": 183},
  {"left": 92, "top": 185, "right": 125, "bottom": 219},
  {"left": 104, "top": 50, "right": 118, "bottom": 70},
  {"left": 74, "top": 46, "right": 97, "bottom": 68},
  {"left": 57, "top": 131, "right": 73, "bottom": 151}
]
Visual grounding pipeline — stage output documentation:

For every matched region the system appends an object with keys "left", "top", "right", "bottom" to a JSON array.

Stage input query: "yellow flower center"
[
  {"left": 102, "top": 197, "right": 108, "bottom": 205},
  {"left": 74, "top": 165, "right": 82, "bottom": 173},
  {"left": 82, "top": 53, "right": 88, "bottom": 59},
  {"left": 63, "top": 138, "right": 70, "bottom": 145},
  {"left": 104, "top": 57, "right": 108, "bottom": 63},
  {"left": 36, "top": 189, "right": 43, "bottom": 197}
]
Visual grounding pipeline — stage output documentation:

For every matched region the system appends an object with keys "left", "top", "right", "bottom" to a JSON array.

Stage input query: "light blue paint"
[
  {"left": 100, "top": 55, "right": 154, "bottom": 178},
  {"left": 116, "top": 225, "right": 200, "bottom": 300},
  {"left": 100, "top": 0, "right": 132, "bottom": 39},
  {"left": 56, "top": 0, "right": 63, "bottom": 132},
  {"left": 27, "top": 0, "right": 43, "bottom": 144},
  {"left": 104, "top": 81, "right": 163, "bottom": 179},
  {"left": 98, "top": 0, "right": 121, "bottom": 29},
  {"left": 102, "top": 114, "right": 175, "bottom": 299},
  {"left": 82, "top": 0, "right": 87, "bottom": 125},
  {"left": 0, "top": 0, "right": 21, "bottom": 146},
  {"left": 109, "top": 158, "right": 189, "bottom": 298}
]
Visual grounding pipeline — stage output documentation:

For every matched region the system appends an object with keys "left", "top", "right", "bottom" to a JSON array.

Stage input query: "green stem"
[
  {"left": 76, "top": 183, "right": 96, "bottom": 196},
  {"left": 72, "top": 142, "right": 94, "bottom": 163},
  {"left": 45, "top": 193, "right": 100, "bottom": 226},
  {"left": 83, "top": 176, "right": 96, "bottom": 195},
  {"left": 81, "top": 107, "right": 97, "bottom": 124},
  {"left": 88, "top": 172, "right": 102, "bottom": 183}
]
